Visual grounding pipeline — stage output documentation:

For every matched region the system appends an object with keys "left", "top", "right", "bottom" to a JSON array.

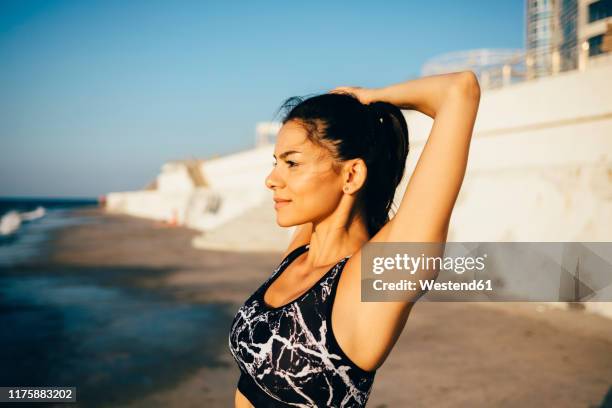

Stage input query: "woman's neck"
[{"left": 306, "top": 212, "right": 369, "bottom": 268}]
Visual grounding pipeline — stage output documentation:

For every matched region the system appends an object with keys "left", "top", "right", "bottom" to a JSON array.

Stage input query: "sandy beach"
[{"left": 36, "top": 208, "right": 612, "bottom": 407}]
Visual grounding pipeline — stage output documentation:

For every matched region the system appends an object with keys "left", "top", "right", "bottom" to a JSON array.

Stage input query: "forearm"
[{"left": 368, "top": 71, "right": 478, "bottom": 118}]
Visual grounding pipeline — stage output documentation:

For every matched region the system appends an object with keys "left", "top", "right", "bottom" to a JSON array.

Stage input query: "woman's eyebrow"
[{"left": 273, "top": 150, "right": 301, "bottom": 159}]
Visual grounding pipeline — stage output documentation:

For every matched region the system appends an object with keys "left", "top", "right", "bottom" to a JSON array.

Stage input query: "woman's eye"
[{"left": 272, "top": 161, "right": 298, "bottom": 168}]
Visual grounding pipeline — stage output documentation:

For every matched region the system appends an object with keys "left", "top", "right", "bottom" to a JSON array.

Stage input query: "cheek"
[{"left": 293, "top": 171, "right": 341, "bottom": 212}]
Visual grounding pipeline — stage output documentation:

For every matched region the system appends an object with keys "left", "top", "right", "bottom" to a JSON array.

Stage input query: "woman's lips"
[{"left": 274, "top": 200, "right": 291, "bottom": 210}]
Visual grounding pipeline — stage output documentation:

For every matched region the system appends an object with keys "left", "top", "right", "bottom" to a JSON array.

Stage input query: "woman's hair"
[{"left": 278, "top": 92, "right": 409, "bottom": 238}]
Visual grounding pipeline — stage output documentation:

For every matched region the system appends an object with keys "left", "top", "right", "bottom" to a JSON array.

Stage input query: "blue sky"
[{"left": 0, "top": 0, "right": 524, "bottom": 198}]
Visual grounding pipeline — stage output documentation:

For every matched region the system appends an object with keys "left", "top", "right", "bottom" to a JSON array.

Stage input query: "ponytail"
[{"left": 360, "top": 102, "right": 409, "bottom": 236}]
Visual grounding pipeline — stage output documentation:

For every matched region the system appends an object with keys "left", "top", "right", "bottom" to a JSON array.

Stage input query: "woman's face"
[{"left": 265, "top": 120, "right": 344, "bottom": 227}]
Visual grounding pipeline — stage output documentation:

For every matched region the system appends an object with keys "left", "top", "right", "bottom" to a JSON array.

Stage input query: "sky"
[{"left": 0, "top": 0, "right": 525, "bottom": 198}]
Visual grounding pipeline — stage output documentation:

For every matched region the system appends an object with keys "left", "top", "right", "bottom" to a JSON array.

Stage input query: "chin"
[
  {"left": 275, "top": 212, "right": 306, "bottom": 228},
  {"left": 276, "top": 216, "right": 295, "bottom": 228}
]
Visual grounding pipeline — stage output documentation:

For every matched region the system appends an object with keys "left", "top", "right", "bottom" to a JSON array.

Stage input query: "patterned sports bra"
[{"left": 228, "top": 244, "right": 376, "bottom": 407}]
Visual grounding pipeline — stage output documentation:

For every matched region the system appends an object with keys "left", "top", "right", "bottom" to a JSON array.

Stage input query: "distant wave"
[{"left": 0, "top": 206, "right": 46, "bottom": 235}]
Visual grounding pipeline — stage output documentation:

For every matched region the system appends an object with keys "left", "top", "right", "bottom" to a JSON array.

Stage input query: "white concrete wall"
[
  {"left": 106, "top": 190, "right": 192, "bottom": 224},
  {"left": 397, "top": 63, "right": 612, "bottom": 241},
  {"left": 200, "top": 144, "right": 273, "bottom": 190},
  {"left": 106, "top": 161, "right": 202, "bottom": 224},
  {"left": 105, "top": 145, "right": 283, "bottom": 234},
  {"left": 195, "top": 144, "right": 276, "bottom": 230},
  {"left": 157, "top": 162, "right": 195, "bottom": 193}
]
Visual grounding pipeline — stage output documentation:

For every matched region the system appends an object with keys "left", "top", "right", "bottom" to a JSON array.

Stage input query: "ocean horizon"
[{"left": 0, "top": 196, "right": 100, "bottom": 266}]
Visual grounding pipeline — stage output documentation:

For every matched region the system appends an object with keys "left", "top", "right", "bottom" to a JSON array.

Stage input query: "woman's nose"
[{"left": 265, "top": 169, "right": 282, "bottom": 190}]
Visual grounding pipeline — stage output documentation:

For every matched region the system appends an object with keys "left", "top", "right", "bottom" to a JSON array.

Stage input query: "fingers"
[
  {"left": 330, "top": 86, "right": 372, "bottom": 105},
  {"left": 329, "top": 86, "right": 352, "bottom": 94}
]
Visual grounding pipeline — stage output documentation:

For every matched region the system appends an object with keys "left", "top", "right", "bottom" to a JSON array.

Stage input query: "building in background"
[
  {"left": 423, "top": 1, "right": 611, "bottom": 88},
  {"left": 526, "top": 0, "right": 579, "bottom": 77},
  {"left": 526, "top": 0, "right": 558, "bottom": 78},
  {"left": 579, "top": 0, "right": 612, "bottom": 68},
  {"left": 558, "top": 0, "right": 579, "bottom": 72},
  {"left": 526, "top": 0, "right": 612, "bottom": 78}
]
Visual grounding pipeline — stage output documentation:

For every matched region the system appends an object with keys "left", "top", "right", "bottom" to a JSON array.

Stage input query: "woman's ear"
[{"left": 343, "top": 158, "right": 368, "bottom": 194}]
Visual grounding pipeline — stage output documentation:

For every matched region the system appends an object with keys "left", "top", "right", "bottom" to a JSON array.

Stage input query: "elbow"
[{"left": 454, "top": 71, "right": 481, "bottom": 101}]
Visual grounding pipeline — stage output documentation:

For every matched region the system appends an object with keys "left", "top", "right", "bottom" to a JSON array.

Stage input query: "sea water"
[
  {"left": 0, "top": 197, "right": 233, "bottom": 407},
  {"left": 0, "top": 197, "right": 99, "bottom": 266}
]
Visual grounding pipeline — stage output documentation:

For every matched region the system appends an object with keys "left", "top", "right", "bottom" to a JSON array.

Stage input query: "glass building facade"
[
  {"left": 526, "top": 0, "right": 555, "bottom": 78},
  {"left": 560, "top": 0, "right": 579, "bottom": 71}
]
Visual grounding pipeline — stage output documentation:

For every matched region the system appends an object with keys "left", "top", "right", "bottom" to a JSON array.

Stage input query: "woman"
[{"left": 228, "top": 71, "right": 481, "bottom": 407}]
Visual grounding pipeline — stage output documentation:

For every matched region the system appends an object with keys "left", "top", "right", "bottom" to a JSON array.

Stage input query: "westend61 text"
[{"left": 373, "top": 279, "right": 493, "bottom": 291}]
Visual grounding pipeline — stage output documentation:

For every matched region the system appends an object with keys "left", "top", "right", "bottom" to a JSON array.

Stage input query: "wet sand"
[{"left": 47, "top": 208, "right": 612, "bottom": 407}]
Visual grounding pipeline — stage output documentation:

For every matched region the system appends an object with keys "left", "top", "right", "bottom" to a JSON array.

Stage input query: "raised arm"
[{"left": 328, "top": 72, "right": 481, "bottom": 371}]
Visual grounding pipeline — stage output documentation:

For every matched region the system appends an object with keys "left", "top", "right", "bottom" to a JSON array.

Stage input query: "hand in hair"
[{"left": 329, "top": 86, "right": 376, "bottom": 105}]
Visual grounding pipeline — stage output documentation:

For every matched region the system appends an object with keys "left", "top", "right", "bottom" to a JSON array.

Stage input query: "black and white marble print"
[{"left": 228, "top": 245, "right": 376, "bottom": 407}]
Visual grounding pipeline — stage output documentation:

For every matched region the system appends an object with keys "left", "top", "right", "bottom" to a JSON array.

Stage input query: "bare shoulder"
[{"left": 280, "top": 223, "right": 313, "bottom": 259}]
